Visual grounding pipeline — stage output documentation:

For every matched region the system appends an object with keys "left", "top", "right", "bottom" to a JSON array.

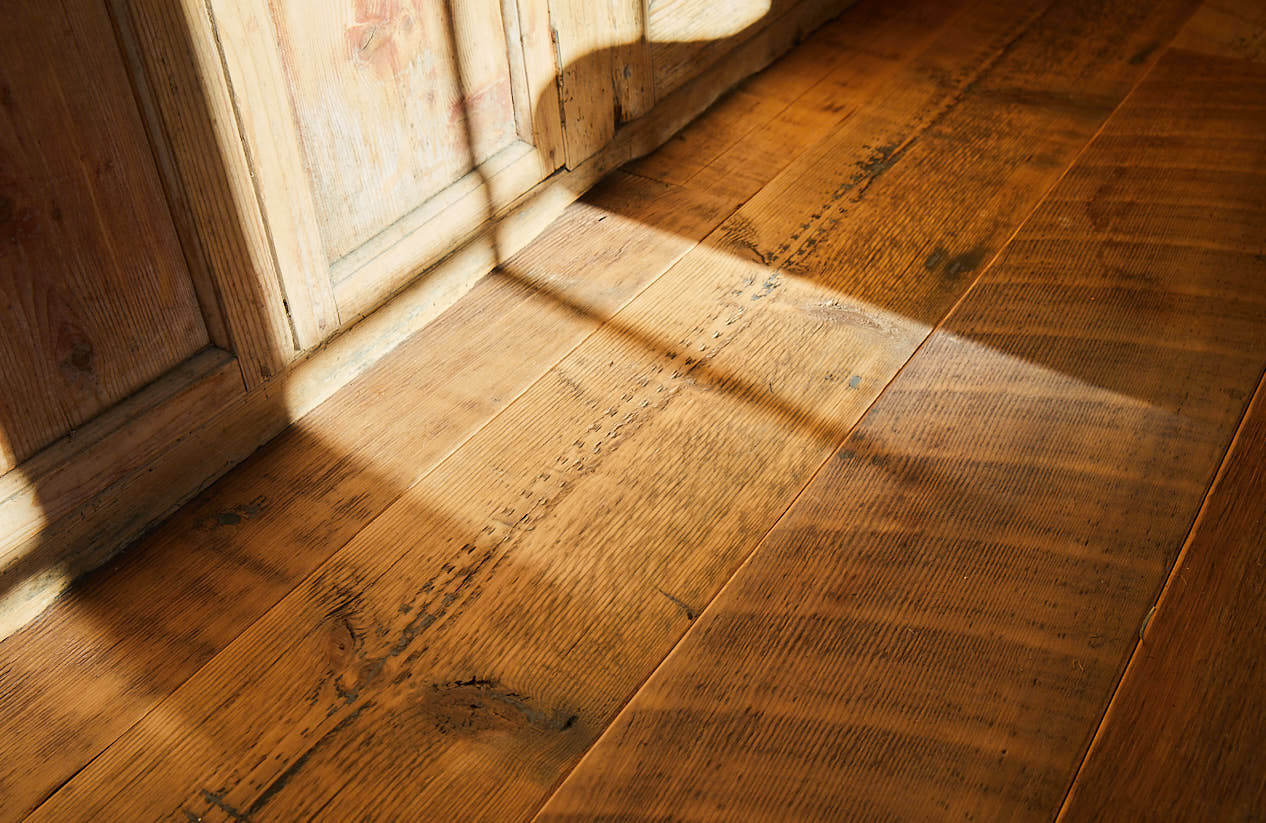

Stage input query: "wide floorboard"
[
  {"left": 1060, "top": 300, "right": 1266, "bottom": 818},
  {"left": 4, "top": 0, "right": 1265, "bottom": 820},
  {"left": 535, "top": 47, "right": 1266, "bottom": 823}
]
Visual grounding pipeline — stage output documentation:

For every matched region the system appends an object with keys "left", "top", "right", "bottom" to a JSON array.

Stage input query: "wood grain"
[
  {"left": 0, "top": 350, "right": 240, "bottom": 625},
  {"left": 627, "top": 84, "right": 791, "bottom": 186},
  {"left": 610, "top": 0, "right": 655, "bottom": 122},
  {"left": 629, "top": 0, "right": 964, "bottom": 206},
  {"left": 615, "top": 0, "right": 852, "bottom": 178},
  {"left": 0, "top": 0, "right": 209, "bottom": 470},
  {"left": 1173, "top": 0, "right": 1266, "bottom": 61},
  {"left": 648, "top": 0, "right": 796, "bottom": 98},
  {"left": 203, "top": 0, "right": 340, "bottom": 348},
  {"left": 1060, "top": 366, "right": 1266, "bottom": 821},
  {"left": 113, "top": 0, "right": 297, "bottom": 386},
  {"left": 0, "top": 172, "right": 731, "bottom": 823},
  {"left": 318, "top": 0, "right": 868, "bottom": 325},
  {"left": 536, "top": 46, "right": 1266, "bottom": 823},
  {"left": 548, "top": 0, "right": 621, "bottom": 166},
  {"left": 266, "top": 0, "right": 517, "bottom": 262},
  {"left": 0, "top": 0, "right": 858, "bottom": 645},
  {"left": 106, "top": 0, "right": 229, "bottom": 351},
  {"left": 1056, "top": 65, "right": 1266, "bottom": 821},
  {"left": 328, "top": 141, "right": 546, "bottom": 322},
  {"left": 21, "top": 1, "right": 1201, "bottom": 820},
  {"left": 509, "top": 0, "right": 566, "bottom": 167}
]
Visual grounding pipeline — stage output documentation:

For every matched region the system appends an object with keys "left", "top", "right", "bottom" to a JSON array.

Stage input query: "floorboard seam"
[
  {"left": 19, "top": 140, "right": 771, "bottom": 823},
  {"left": 522, "top": 25, "right": 1172, "bottom": 820},
  {"left": 1055, "top": 361, "right": 1266, "bottom": 821}
]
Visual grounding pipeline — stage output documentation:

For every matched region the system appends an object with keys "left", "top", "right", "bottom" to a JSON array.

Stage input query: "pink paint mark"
[{"left": 346, "top": 0, "right": 426, "bottom": 78}]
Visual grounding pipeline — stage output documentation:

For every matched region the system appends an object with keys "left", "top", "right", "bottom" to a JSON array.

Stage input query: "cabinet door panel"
[
  {"left": 0, "top": 0, "right": 210, "bottom": 472},
  {"left": 212, "top": 0, "right": 563, "bottom": 338},
  {"left": 274, "top": 0, "right": 520, "bottom": 261}
]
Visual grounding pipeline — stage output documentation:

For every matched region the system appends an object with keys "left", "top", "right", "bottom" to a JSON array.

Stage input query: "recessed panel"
[
  {"left": 272, "top": 0, "right": 519, "bottom": 261},
  {"left": 0, "top": 0, "right": 210, "bottom": 471}
]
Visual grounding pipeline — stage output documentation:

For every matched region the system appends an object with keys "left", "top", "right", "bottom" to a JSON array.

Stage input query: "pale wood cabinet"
[
  {"left": 198, "top": 0, "right": 566, "bottom": 331},
  {"left": 0, "top": 0, "right": 849, "bottom": 633}
]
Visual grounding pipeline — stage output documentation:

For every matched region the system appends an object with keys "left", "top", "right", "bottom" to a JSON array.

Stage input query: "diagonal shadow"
[{"left": 4, "top": 0, "right": 1265, "bottom": 820}]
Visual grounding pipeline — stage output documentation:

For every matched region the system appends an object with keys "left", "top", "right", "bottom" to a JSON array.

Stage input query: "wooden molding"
[
  {"left": 113, "top": 0, "right": 297, "bottom": 387},
  {"left": 205, "top": 0, "right": 341, "bottom": 349}
]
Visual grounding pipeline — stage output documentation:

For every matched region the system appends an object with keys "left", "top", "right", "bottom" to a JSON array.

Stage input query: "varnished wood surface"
[
  {"left": 627, "top": 0, "right": 964, "bottom": 206},
  {"left": 1059, "top": 360, "right": 1266, "bottom": 821},
  {"left": 1056, "top": 57, "right": 1266, "bottom": 818},
  {"left": 0, "top": 0, "right": 872, "bottom": 640},
  {"left": 1173, "top": 0, "right": 1266, "bottom": 61},
  {"left": 0, "top": 0, "right": 862, "bottom": 678},
  {"left": 536, "top": 47, "right": 1266, "bottom": 822},
  {"left": 0, "top": 0, "right": 209, "bottom": 470},
  {"left": 14, "top": 0, "right": 1209, "bottom": 820}
]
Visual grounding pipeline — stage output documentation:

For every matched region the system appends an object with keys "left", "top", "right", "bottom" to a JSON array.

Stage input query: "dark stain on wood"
[{"left": 427, "top": 678, "right": 580, "bottom": 735}]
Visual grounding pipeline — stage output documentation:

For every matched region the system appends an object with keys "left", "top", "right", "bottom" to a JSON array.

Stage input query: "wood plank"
[
  {"left": 323, "top": 0, "right": 859, "bottom": 329},
  {"left": 0, "top": 172, "right": 731, "bottom": 823},
  {"left": 519, "top": 0, "right": 567, "bottom": 166},
  {"left": 106, "top": 0, "right": 230, "bottom": 352},
  {"left": 536, "top": 47, "right": 1266, "bottom": 823},
  {"left": 329, "top": 141, "right": 546, "bottom": 323},
  {"left": 627, "top": 85, "right": 792, "bottom": 186},
  {"left": 611, "top": 0, "right": 655, "bottom": 122},
  {"left": 0, "top": 350, "right": 241, "bottom": 633},
  {"left": 615, "top": 0, "right": 854, "bottom": 177},
  {"left": 21, "top": 2, "right": 1201, "bottom": 820},
  {"left": 262, "top": 0, "right": 517, "bottom": 263},
  {"left": 1058, "top": 187, "right": 1266, "bottom": 821},
  {"left": 648, "top": 0, "right": 799, "bottom": 98},
  {"left": 504, "top": 0, "right": 567, "bottom": 166},
  {"left": 1172, "top": 0, "right": 1266, "bottom": 61},
  {"left": 0, "top": 148, "right": 605, "bottom": 644},
  {"left": 0, "top": 0, "right": 210, "bottom": 470},
  {"left": 0, "top": 0, "right": 857, "bottom": 644},
  {"left": 1059, "top": 389, "right": 1266, "bottom": 820},
  {"left": 548, "top": 0, "right": 620, "bottom": 166},
  {"left": 114, "top": 0, "right": 297, "bottom": 387},
  {"left": 629, "top": 0, "right": 964, "bottom": 204},
  {"left": 332, "top": 0, "right": 891, "bottom": 324}
]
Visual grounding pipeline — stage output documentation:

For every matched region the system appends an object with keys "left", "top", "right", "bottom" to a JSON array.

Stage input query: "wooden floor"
[{"left": 3, "top": 0, "right": 1266, "bottom": 820}]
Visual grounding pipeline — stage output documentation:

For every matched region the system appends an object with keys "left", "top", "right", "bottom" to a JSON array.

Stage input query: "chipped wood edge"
[{"left": 613, "top": 0, "right": 655, "bottom": 122}]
